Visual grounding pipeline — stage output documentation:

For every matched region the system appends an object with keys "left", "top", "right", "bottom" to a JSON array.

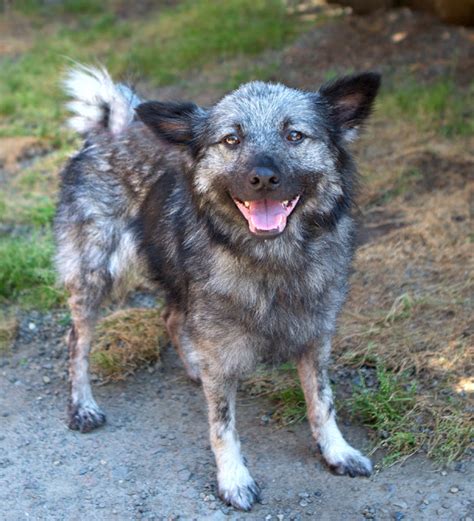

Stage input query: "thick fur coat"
[{"left": 55, "top": 65, "right": 380, "bottom": 511}]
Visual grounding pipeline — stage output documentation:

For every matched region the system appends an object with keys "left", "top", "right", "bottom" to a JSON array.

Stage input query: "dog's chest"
[{"left": 201, "top": 249, "right": 329, "bottom": 352}]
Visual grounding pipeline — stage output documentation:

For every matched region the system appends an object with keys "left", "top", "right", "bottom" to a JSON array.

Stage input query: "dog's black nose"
[{"left": 248, "top": 167, "right": 280, "bottom": 191}]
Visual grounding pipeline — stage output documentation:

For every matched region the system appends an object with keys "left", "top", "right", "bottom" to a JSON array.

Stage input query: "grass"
[
  {"left": 0, "top": 312, "right": 18, "bottom": 353},
  {"left": 0, "top": 0, "right": 304, "bottom": 139},
  {"left": 247, "top": 359, "right": 472, "bottom": 467},
  {"left": 91, "top": 307, "right": 167, "bottom": 382},
  {"left": 0, "top": 193, "right": 56, "bottom": 227},
  {"left": 351, "top": 365, "right": 472, "bottom": 465},
  {"left": 0, "top": 231, "right": 65, "bottom": 309},
  {"left": 244, "top": 363, "right": 307, "bottom": 425},
  {"left": 379, "top": 77, "right": 474, "bottom": 137},
  {"left": 350, "top": 365, "right": 419, "bottom": 465},
  {"left": 120, "top": 0, "right": 298, "bottom": 82}
]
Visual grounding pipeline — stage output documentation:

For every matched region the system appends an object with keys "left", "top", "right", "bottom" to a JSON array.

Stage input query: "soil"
[
  {"left": 1, "top": 6, "right": 473, "bottom": 520},
  {"left": 1, "top": 311, "right": 472, "bottom": 521}
]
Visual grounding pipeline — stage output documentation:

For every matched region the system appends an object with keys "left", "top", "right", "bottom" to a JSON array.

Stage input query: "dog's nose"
[{"left": 248, "top": 167, "right": 280, "bottom": 191}]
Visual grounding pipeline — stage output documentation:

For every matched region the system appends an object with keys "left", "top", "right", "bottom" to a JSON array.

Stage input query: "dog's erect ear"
[
  {"left": 135, "top": 101, "right": 206, "bottom": 146},
  {"left": 318, "top": 72, "right": 381, "bottom": 140}
]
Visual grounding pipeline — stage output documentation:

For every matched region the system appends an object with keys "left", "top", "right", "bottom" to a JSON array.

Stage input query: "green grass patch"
[
  {"left": 350, "top": 365, "right": 472, "bottom": 465},
  {"left": 11, "top": 0, "right": 108, "bottom": 16},
  {"left": 245, "top": 363, "right": 307, "bottom": 425},
  {"left": 0, "top": 231, "right": 64, "bottom": 309},
  {"left": 246, "top": 360, "right": 472, "bottom": 465},
  {"left": 1, "top": 0, "right": 304, "bottom": 140},
  {"left": 0, "top": 193, "right": 56, "bottom": 227},
  {"left": 119, "top": 0, "right": 299, "bottom": 83},
  {"left": 379, "top": 78, "right": 474, "bottom": 137},
  {"left": 269, "top": 382, "right": 307, "bottom": 425},
  {"left": 350, "top": 365, "right": 418, "bottom": 465}
]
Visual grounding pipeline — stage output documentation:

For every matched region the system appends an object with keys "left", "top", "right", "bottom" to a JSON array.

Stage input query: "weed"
[
  {"left": 349, "top": 364, "right": 473, "bottom": 466},
  {"left": 350, "top": 366, "right": 418, "bottom": 462},
  {"left": 427, "top": 409, "right": 474, "bottom": 463}
]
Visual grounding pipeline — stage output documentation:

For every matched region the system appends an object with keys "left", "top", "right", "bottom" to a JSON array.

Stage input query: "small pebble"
[
  {"left": 449, "top": 486, "right": 459, "bottom": 494},
  {"left": 393, "top": 513, "right": 404, "bottom": 521},
  {"left": 392, "top": 501, "right": 408, "bottom": 510},
  {"left": 42, "top": 376, "right": 51, "bottom": 384}
]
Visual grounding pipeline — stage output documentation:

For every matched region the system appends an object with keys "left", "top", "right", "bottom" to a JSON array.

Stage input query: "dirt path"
[{"left": 1, "top": 313, "right": 472, "bottom": 521}]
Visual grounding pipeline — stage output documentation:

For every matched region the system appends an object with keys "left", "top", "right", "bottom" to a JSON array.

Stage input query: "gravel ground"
[{"left": 1, "top": 312, "right": 472, "bottom": 521}]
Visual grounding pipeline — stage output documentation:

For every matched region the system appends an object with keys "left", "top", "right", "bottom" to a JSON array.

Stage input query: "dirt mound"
[{"left": 283, "top": 8, "right": 473, "bottom": 88}]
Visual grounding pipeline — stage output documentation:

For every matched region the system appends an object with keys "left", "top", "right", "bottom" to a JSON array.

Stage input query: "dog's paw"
[
  {"left": 218, "top": 467, "right": 260, "bottom": 511},
  {"left": 323, "top": 446, "right": 372, "bottom": 477},
  {"left": 68, "top": 402, "right": 106, "bottom": 433}
]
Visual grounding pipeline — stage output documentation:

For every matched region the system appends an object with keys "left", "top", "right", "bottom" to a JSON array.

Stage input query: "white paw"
[
  {"left": 217, "top": 465, "right": 260, "bottom": 511},
  {"left": 322, "top": 444, "right": 372, "bottom": 477}
]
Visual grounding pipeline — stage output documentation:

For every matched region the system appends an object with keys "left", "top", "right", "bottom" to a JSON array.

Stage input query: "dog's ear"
[
  {"left": 136, "top": 101, "right": 206, "bottom": 146},
  {"left": 318, "top": 72, "right": 381, "bottom": 141}
]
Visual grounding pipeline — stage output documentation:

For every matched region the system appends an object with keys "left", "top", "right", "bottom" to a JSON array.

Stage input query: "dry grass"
[
  {"left": 333, "top": 162, "right": 474, "bottom": 462},
  {"left": 246, "top": 121, "right": 473, "bottom": 464},
  {"left": 0, "top": 312, "right": 18, "bottom": 353},
  {"left": 91, "top": 307, "right": 168, "bottom": 382}
]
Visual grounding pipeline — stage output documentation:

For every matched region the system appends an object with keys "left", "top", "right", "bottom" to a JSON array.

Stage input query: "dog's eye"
[
  {"left": 287, "top": 130, "right": 304, "bottom": 143},
  {"left": 222, "top": 134, "right": 240, "bottom": 146}
]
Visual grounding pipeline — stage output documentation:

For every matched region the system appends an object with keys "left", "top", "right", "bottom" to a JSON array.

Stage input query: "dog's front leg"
[
  {"left": 201, "top": 366, "right": 260, "bottom": 511},
  {"left": 297, "top": 337, "right": 372, "bottom": 477}
]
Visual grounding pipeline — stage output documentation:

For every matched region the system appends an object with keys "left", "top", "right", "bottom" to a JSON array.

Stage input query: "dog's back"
[
  {"left": 56, "top": 67, "right": 169, "bottom": 295},
  {"left": 55, "top": 65, "right": 380, "bottom": 510}
]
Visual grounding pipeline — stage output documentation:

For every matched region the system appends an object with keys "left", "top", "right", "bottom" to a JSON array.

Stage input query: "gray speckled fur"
[{"left": 55, "top": 67, "right": 380, "bottom": 511}]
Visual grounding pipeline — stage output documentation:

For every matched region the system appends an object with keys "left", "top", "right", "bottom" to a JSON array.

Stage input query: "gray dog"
[{"left": 55, "top": 65, "right": 380, "bottom": 511}]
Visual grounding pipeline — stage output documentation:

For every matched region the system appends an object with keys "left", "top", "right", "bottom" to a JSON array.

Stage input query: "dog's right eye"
[{"left": 222, "top": 134, "right": 240, "bottom": 146}]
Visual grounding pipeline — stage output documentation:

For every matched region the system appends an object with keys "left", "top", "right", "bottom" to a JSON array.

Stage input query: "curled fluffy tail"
[{"left": 63, "top": 64, "right": 140, "bottom": 136}]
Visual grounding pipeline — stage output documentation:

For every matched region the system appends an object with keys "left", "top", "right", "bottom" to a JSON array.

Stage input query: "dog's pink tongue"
[{"left": 247, "top": 200, "right": 287, "bottom": 233}]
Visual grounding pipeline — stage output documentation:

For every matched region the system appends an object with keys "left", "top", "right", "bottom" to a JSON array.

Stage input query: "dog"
[{"left": 55, "top": 65, "right": 380, "bottom": 511}]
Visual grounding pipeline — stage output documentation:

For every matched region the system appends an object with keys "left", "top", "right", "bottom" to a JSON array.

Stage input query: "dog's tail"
[{"left": 63, "top": 64, "right": 140, "bottom": 137}]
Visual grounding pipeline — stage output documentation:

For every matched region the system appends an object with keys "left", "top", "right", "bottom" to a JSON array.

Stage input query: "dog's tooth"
[
  {"left": 283, "top": 200, "right": 289, "bottom": 207},
  {"left": 244, "top": 201, "right": 250, "bottom": 208}
]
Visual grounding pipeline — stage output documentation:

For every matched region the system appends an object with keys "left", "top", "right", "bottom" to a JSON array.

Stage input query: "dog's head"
[{"left": 136, "top": 73, "right": 380, "bottom": 240}]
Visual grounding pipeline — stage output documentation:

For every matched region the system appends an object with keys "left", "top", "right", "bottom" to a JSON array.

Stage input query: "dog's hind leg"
[
  {"left": 201, "top": 365, "right": 260, "bottom": 511},
  {"left": 162, "top": 307, "right": 201, "bottom": 383},
  {"left": 297, "top": 337, "right": 373, "bottom": 477},
  {"left": 66, "top": 272, "right": 111, "bottom": 433}
]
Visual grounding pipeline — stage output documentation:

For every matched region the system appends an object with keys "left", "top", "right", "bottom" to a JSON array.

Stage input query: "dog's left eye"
[
  {"left": 287, "top": 130, "right": 304, "bottom": 143},
  {"left": 222, "top": 134, "right": 240, "bottom": 146}
]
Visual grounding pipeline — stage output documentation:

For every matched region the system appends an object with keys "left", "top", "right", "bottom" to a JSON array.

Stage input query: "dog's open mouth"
[{"left": 233, "top": 196, "right": 300, "bottom": 237}]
